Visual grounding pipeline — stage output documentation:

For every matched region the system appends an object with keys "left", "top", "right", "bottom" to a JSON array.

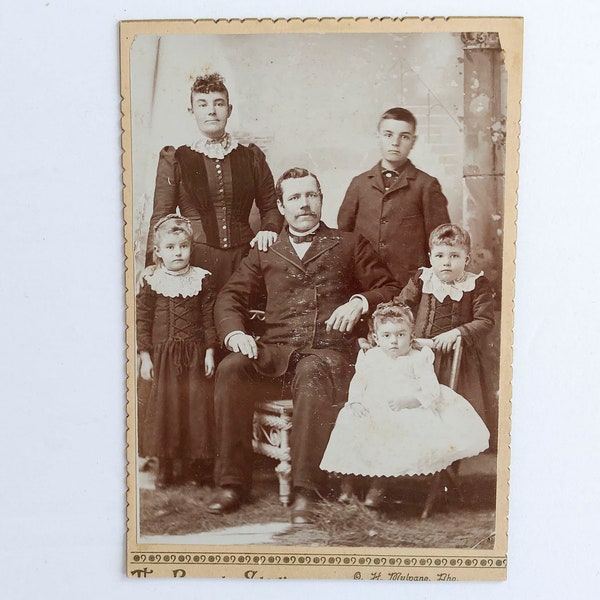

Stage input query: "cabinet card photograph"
[{"left": 122, "top": 17, "right": 522, "bottom": 580}]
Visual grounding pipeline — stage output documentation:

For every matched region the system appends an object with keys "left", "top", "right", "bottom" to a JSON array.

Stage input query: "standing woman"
[{"left": 146, "top": 73, "right": 282, "bottom": 292}]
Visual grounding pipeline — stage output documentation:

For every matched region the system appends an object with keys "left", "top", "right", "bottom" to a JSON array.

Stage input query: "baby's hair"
[
  {"left": 429, "top": 223, "right": 471, "bottom": 253},
  {"left": 371, "top": 299, "right": 415, "bottom": 334},
  {"left": 190, "top": 72, "right": 229, "bottom": 106},
  {"left": 153, "top": 214, "right": 193, "bottom": 264},
  {"left": 378, "top": 107, "right": 417, "bottom": 131}
]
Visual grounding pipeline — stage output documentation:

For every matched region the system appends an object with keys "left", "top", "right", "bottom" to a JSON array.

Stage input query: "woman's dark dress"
[{"left": 146, "top": 143, "right": 282, "bottom": 291}]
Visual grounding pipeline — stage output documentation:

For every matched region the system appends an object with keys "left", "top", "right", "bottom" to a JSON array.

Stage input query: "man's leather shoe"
[
  {"left": 291, "top": 489, "right": 316, "bottom": 525},
  {"left": 207, "top": 486, "right": 244, "bottom": 515}
]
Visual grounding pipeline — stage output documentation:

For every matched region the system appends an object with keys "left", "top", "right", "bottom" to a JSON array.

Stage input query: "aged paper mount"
[{"left": 121, "top": 17, "right": 522, "bottom": 581}]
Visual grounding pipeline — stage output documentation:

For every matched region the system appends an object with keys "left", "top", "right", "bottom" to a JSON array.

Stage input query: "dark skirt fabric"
[
  {"left": 139, "top": 339, "right": 214, "bottom": 460},
  {"left": 191, "top": 243, "right": 249, "bottom": 293}
]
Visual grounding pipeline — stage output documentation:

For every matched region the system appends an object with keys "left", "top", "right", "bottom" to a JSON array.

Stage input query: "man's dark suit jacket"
[
  {"left": 214, "top": 223, "right": 402, "bottom": 380},
  {"left": 338, "top": 160, "right": 450, "bottom": 286}
]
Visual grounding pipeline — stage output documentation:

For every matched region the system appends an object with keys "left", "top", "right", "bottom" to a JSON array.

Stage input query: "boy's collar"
[{"left": 380, "top": 158, "right": 410, "bottom": 174}]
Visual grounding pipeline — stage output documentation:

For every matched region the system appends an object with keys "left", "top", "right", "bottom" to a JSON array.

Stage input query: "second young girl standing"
[{"left": 137, "top": 215, "right": 218, "bottom": 487}]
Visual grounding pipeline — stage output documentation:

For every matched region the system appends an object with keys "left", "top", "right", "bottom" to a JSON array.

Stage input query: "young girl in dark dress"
[
  {"left": 137, "top": 215, "right": 217, "bottom": 487},
  {"left": 399, "top": 223, "right": 496, "bottom": 430}
]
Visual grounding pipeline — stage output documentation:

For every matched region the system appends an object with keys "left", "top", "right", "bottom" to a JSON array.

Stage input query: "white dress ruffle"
[
  {"left": 320, "top": 346, "right": 489, "bottom": 477},
  {"left": 142, "top": 265, "right": 211, "bottom": 298},
  {"left": 419, "top": 266, "right": 483, "bottom": 302}
]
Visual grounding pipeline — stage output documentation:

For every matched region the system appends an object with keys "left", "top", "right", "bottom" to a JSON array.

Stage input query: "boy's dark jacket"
[{"left": 338, "top": 160, "right": 450, "bottom": 286}]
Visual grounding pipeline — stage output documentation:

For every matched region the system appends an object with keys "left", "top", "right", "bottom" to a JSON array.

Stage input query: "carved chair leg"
[{"left": 275, "top": 459, "right": 292, "bottom": 506}]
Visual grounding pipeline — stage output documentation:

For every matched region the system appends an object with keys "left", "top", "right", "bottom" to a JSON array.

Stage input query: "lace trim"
[
  {"left": 187, "top": 132, "right": 239, "bottom": 159},
  {"left": 143, "top": 265, "right": 211, "bottom": 298},
  {"left": 419, "top": 267, "right": 483, "bottom": 302}
]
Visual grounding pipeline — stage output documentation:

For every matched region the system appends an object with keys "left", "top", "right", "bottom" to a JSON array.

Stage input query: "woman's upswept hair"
[
  {"left": 371, "top": 299, "right": 415, "bottom": 332},
  {"left": 428, "top": 223, "right": 471, "bottom": 253},
  {"left": 190, "top": 72, "right": 229, "bottom": 105}
]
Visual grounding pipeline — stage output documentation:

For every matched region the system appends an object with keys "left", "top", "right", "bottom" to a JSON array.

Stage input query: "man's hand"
[
  {"left": 249, "top": 230, "right": 278, "bottom": 252},
  {"left": 325, "top": 297, "right": 363, "bottom": 333},
  {"left": 432, "top": 328, "right": 460, "bottom": 353},
  {"left": 228, "top": 332, "right": 259, "bottom": 359}
]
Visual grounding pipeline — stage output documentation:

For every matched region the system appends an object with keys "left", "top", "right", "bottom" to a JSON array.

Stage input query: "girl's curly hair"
[{"left": 371, "top": 298, "right": 415, "bottom": 332}]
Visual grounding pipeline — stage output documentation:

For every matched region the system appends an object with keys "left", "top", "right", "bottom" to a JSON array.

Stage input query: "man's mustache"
[{"left": 296, "top": 211, "right": 318, "bottom": 217}]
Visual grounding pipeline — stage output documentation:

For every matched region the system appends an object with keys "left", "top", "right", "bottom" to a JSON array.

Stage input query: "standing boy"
[{"left": 338, "top": 107, "right": 450, "bottom": 286}]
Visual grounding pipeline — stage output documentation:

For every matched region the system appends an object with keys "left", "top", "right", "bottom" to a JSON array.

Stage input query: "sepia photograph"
[
  {"left": 6, "top": 0, "right": 600, "bottom": 597},
  {"left": 122, "top": 17, "right": 521, "bottom": 580}
]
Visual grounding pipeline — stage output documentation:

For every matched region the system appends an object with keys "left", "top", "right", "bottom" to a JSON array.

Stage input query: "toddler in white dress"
[{"left": 320, "top": 300, "right": 489, "bottom": 507}]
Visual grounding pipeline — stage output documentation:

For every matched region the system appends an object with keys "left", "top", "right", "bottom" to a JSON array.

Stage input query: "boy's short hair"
[
  {"left": 190, "top": 72, "right": 230, "bottom": 106},
  {"left": 275, "top": 167, "right": 322, "bottom": 203},
  {"left": 371, "top": 299, "right": 415, "bottom": 332},
  {"left": 378, "top": 107, "right": 417, "bottom": 131},
  {"left": 429, "top": 223, "right": 471, "bottom": 253}
]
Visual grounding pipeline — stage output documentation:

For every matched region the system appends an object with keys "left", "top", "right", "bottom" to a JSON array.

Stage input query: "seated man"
[{"left": 209, "top": 167, "right": 402, "bottom": 524}]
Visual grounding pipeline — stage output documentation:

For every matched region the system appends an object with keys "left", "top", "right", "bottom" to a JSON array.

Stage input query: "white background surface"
[{"left": 1, "top": 0, "right": 599, "bottom": 597}]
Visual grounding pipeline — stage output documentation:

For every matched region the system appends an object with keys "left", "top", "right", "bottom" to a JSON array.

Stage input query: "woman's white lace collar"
[
  {"left": 188, "top": 132, "right": 239, "bottom": 159},
  {"left": 419, "top": 267, "right": 483, "bottom": 302},
  {"left": 143, "top": 265, "right": 211, "bottom": 298}
]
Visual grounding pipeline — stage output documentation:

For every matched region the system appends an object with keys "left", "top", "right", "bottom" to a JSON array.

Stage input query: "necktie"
[{"left": 289, "top": 233, "right": 316, "bottom": 244}]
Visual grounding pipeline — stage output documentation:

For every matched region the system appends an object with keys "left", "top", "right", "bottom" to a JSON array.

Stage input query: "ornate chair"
[{"left": 421, "top": 335, "right": 465, "bottom": 518}]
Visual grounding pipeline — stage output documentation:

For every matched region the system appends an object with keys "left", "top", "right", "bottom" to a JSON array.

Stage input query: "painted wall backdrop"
[{"left": 130, "top": 33, "right": 490, "bottom": 275}]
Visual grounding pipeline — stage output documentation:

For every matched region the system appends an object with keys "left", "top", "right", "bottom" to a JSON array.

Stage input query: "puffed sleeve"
[
  {"left": 136, "top": 278, "right": 156, "bottom": 353},
  {"left": 412, "top": 346, "right": 440, "bottom": 409},
  {"left": 199, "top": 274, "right": 218, "bottom": 348},
  {"left": 337, "top": 176, "right": 360, "bottom": 231},
  {"left": 248, "top": 143, "right": 283, "bottom": 234},
  {"left": 146, "top": 146, "right": 180, "bottom": 265},
  {"left": 457, "top": 276, "right": 495, "bottom": 346}
]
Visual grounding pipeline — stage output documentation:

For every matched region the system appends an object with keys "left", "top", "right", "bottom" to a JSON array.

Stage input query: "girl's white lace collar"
[
  {"left": 419, "top": 267, "right": 483, "bottom": 302},
  {"left": 188, "top": 132, "right": 239, "bottom": 160},
  {"left": 143, "top": 265, "right": 211, "bottom": 298}
]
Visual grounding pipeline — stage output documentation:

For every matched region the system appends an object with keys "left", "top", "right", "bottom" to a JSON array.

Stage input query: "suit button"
[
  {"left": 380, "top": 218, "right": 387, "bottom": 224},
  {"left": 379, "top": 241, "right": 386, "bottom": 247}
]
